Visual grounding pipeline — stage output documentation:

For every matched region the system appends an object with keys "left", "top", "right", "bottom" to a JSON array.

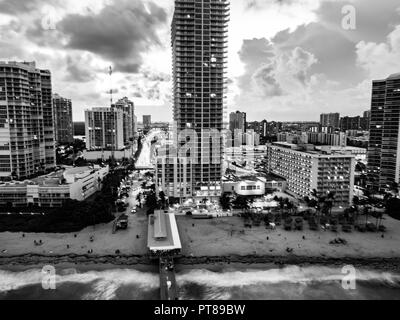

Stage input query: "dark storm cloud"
[{"left": 58, "top": 0, "right": 167, "bottom": 73}]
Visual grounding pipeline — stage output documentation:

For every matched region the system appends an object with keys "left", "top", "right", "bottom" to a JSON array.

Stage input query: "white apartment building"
[
  {"left": 85, "top": 107, "right": 125, "bottom": 151},
  {"left": 0, "top": 61, "right": 56, "bottom": 181},
  {"left": 0, "top": 165, "right": 109, "bottom": 208},
  {"left": 266, "top": 142, "right": 355, "bottom": 206}
]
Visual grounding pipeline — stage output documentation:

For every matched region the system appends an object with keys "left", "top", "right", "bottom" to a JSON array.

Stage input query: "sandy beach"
[
  {"left": 176, "top": 216, "right": 400, "bottom": 259},
  {"left": 1, "top": 213, "right": 400, "bottom": 270},
  {"left": 0, "top": 213, "right": 148, "bottom": 257}
]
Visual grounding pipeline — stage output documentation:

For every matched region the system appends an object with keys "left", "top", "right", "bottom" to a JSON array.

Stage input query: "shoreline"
[{"left": 2, "top": 254, "right": 400, "bottom": 272}]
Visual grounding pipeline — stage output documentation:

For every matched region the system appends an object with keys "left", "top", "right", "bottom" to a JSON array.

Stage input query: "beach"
[{"left": 1, "top": 214, "right": 400, "bottom": 271}]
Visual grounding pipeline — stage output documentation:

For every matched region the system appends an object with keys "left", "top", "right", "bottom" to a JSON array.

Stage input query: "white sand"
[
  {"left": 0, "top": 213, "right": 148, "bottom": 257},
  {"left": 177, "top": 216, "right": 400, "bottom": 258},
  {"left": 1, "top": 211, "right": 399, "bottom": 260}
]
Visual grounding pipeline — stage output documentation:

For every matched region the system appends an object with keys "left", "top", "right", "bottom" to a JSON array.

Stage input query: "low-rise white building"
[
  {"left": 265, "top": 142, "right": 355, "bottom": 206},
  {"left": 222, "top": 176, "right": 265, "bottom": 196},
  {"left": 0, "top": 165, "right": 109, "bottom": 208}
]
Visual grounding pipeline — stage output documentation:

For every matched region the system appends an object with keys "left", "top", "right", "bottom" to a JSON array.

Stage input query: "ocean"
[{"left": 1, "top": 265, "right": 400, "bottom": 300}]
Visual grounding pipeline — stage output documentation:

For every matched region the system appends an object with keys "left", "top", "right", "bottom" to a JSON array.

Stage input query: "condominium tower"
[
  {"left": 367, "top": 73, "right": 400, "bottom": 191},
  {"left": 85, "top": 107, "right": 126, "bottom": 151},
  {"left": 156, "top": 0, "right": 230, "bottom": 200},
  {"left": 0, "top": 61, "right": 56, "bottom": 181},
  {"left": 320, "top": 113, "right": 340, "bottom": 129},
  {"left": 229, "top": 111, "right": 246, "bottom": 133},
  {"left": 53, "top": 93, "right": 73, "bottom": 145}
]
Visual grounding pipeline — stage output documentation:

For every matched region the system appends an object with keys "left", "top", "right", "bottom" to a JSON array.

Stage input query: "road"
[{"left": 135, "top": 130, "right": 164, "bottom": 169}]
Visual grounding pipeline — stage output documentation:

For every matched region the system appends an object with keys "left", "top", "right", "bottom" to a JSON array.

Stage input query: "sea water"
[{"left": 1, "top": 265, "right": 400, "bottom": 300}]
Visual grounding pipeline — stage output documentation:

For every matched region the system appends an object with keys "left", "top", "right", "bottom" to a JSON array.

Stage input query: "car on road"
[{"left": 131, "top": 207, "right": 137, "bottom": 214}]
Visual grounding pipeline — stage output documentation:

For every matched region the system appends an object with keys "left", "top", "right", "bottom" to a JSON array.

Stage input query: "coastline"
[{"left": 1, "top": 254, "right": 400, "bottom": 273}]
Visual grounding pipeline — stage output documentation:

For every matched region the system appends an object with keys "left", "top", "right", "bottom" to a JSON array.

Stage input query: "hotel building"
[
  {"left": 266, "top": 142, "right": 355, "bottom": 206},
  {"left": 367, "top": 73, "right": 400, "bottom": 191},
  {"left": 156, "top": 0, "right": 230, "bottom": 200},
  {"left": 0, "top": 61, "right": 56, "bottom": 181}
]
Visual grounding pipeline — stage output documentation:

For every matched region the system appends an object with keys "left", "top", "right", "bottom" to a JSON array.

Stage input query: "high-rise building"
[
  {"left": 156, "top": 0, "right": 229, "bottom": 200},
  {"left": 114, "top": 97, "right": 136, "bottom": 142},
  {"left": 143, "top": 115, "right": 151, "bottom": 130},
  {"left": 53, "top": 93, "right": 73, "bottom": 145},
  {"left": 85, "top": 107, "right": 125, "bottom": 151},
  {"left": 367, "top": 73, "right": 400, "bottom": 191},
  {"left": 0, "top": 61, "right": 55, "bottom": 181},
  {"left": 340, "top": 116, "right": 361, "bottom": 131},
  {"left": 361, "top": 110, "right": 371, "bottom": 130},
  {"left": 320, "top": 113, "right": 340, "bottom": 128},
  {"left": 229, "top": 111, "right": 246, "bottom": 133}
]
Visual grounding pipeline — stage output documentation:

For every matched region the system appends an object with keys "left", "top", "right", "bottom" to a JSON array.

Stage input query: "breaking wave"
[
  {"left": 0, "top": 268, "right": 159, "bottom": 297},
  {"left": 1, "top": 265, "right": 400, "bottom": 300},
  {"left": 176, "top": 266, "right": 400, "bottom": 287}
]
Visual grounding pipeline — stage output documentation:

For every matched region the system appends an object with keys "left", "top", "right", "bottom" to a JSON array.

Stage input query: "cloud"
[
  {"left": 64, "top": 54, "right": 97, "bottom": 83},
  {"left": 0, "top": 0, "right": 46, "bottom": 14},
  {"left": 244, "top": 0, "right": 295, "bottom": 11},
  {"left": 316, "top": 0, "right": 400, "bottom": 43},
  {"left": 356, "top": 26, "right": 400, "bottom": 79},
  {"left": 237, "top": 38, "right": 275, "bottom": 92},
  {"left": 236, "top": 37, "right": 317, "bottom": 100},
  {"left": 58, "top": 0, "right": 167, "bottom": 73}
]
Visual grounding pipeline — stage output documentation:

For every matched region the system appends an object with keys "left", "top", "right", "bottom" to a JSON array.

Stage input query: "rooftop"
[
  {"left": 148, "top": 211, "right": 182, "bottom": 252},
  {"left": 0, "top": 166, "right": 107, "bottom": 188},
  {"left": 388, "top": 73, "right": 400, "bottom": 80}
]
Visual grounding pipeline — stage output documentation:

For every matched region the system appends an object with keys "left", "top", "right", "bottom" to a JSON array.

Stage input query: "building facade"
[
  {"left": 367, "top": 73, "right": 400, "bottom": 191},
  {"left": 266, "top": 142, "right": 355, "bottom": 206},
  {"left": 85, "top": 107, "right": 125, "bottom": 151},
  {"left": 229, "top": 111, "right": 246, "bottom": 134},
  {"left": 0, "top": 61, "right": 56, "bottom": 181},
  {"left": 320, "top": 113, "right": 340, "bottom": 129},
  {"left": 157, "top": 0, "right": 230, "bottom": 200},
  {"left": 143, "top": 115, "right": 152, "bottom": 130},
  {"left": 0, "top": 165, "right": 109, "bottom": 208},
  {"left": 340, "top": 116, "right": 361, "bottom": 131},
  {"left": 53, "top": 93, "right": 73, "bottom": 145},
  {"left": 114, "top": 97, "right": 136, "bottom": 142}
]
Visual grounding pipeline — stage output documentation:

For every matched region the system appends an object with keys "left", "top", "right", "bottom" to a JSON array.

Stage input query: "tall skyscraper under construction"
[{"left": 157, "top": 0, "right": 229, "bottom": 200}]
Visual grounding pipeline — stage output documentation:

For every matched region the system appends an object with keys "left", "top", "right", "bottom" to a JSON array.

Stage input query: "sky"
[{"left": 0, "top": 0, "right": 400, "bottom": 122}]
